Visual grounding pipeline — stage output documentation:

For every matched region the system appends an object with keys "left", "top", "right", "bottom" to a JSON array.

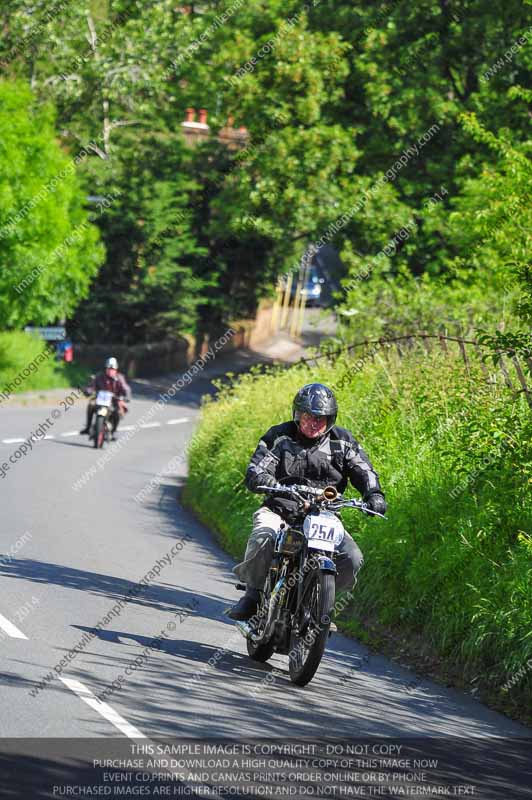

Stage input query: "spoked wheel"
[
  {"left": 110, "top": 411, "right": 119, "bottom": 439},
  {"left": 246, "top": 582, "right": 275, "bottom": 663},
  {"left": 95, "top": 416, "right": 105, "bottom": 449},
  {"left": 289, "top": 571, "right": 335, "bottom": 686}
]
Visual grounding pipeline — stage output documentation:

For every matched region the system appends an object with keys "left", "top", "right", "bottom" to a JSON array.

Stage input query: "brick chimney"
[{"left": 182, "top": 106, "right": 209, "bottom": 145}]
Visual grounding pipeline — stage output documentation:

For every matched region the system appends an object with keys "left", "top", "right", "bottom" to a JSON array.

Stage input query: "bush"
[
  {"left": 0, "top": 80, "right": 104, "bottom": 329},
  {"left": 0, "top": 331, "right": 87, "bottom": 398}
]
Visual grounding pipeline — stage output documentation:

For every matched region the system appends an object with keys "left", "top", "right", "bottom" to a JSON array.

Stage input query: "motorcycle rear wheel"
[
  {"left": 288, "top": 571, "right": 335, "bottom": 686},
  {"left": 246, "top": 633, "right": 275, "bottom": 663},
  {"left": 247, "top": 579, "right": 275, "bottom": 663}
]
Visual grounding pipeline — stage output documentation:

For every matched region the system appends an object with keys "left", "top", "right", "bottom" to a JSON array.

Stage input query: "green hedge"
[{"left": 184, "top": 346, "right": 532, "bottom": 716}]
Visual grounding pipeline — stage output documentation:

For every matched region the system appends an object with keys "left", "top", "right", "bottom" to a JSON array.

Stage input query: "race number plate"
[
  {"left": 96, "top": 390, "right": 113, "bottom": 407},
  {"left": 303, "top": 511, "right": 345, "bottom": 552}
]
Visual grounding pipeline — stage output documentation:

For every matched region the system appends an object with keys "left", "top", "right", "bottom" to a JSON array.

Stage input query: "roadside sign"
[{"left": 24, "top": 326, "right": 66, "bottom": 341}]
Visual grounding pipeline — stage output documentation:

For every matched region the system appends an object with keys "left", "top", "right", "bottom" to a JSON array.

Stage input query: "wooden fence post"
[
  {"left": 498, "top": 355, "right": 514, "bottom": 389},
  {"left": 457, "top": 338, "right": 470, "bottom": 374},
  {"left": 473, "top": 343, "right": 491, "bottom": 379},
  {"left": 421, "top": 331, "right": 432, "bottom": 354},
  {"left": 512, "top": 356, "right": 532, "bottom": 409}
]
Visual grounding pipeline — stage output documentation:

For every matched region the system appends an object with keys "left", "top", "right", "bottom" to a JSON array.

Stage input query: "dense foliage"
[
  {"left": 0, "top": 81, "right": 103, "bottom": 329},
  {"left": 0, "top": 1, "right": 530, "bottom": 341}
]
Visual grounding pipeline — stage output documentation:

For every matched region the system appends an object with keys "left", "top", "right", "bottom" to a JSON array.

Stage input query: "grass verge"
[{"left": 0, "top": 331, "right": 89, "bottom": 401}]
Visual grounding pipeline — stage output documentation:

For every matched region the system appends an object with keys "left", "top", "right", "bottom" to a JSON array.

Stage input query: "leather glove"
[
  {"left": 253, "top": 474, "right": 279, "bottom": 492},
  {"left": 364, "top": 492, "right": 387, "bottom": 515}
]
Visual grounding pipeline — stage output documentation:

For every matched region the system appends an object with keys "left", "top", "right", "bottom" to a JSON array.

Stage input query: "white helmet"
[{"left": 105, "top": 357, "right": 118, "bottom": 370}]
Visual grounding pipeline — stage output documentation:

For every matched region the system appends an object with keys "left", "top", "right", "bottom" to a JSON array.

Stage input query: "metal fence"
[{"left": 298, "top": 332, "right": 532, "bottom": 409}]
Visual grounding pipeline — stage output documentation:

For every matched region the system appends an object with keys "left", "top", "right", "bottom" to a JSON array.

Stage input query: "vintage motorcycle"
[
  {"left": 89, "top": 389, "right": 121, "bottom": 449},
  {"left": 235, "top": 483, "right": 386, "bottom": 686}
]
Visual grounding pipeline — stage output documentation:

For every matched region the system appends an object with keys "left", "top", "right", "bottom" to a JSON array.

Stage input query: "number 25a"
[{"left": 311, "top": 523, "right": 334, "bottom": 540}]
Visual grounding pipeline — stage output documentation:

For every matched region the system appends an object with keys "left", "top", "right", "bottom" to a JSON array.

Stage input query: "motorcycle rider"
[
  {"left": 80, "top": 357, "right": 131, "bottom": 439},
  {"left": 227, "top": 383, "right": 386, "bottom": 621}
]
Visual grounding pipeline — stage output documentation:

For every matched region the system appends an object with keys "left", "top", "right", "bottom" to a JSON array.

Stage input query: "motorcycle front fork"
[{"left": 264, "top": 560, "right": 296, "bottom": 652}]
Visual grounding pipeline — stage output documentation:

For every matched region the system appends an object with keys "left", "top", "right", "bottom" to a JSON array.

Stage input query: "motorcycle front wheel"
[
  {"left": 94, "top": 416, "right": 105, "bottom": 449},
  {"left": 288, "top": 570, "right": 335, "bottom": 686}
]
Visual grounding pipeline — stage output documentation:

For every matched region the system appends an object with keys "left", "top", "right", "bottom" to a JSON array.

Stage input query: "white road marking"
[
  {"left": 2, "top": 419, "right": 191, "bottom": 443},
  {"left": 59, "top": 678, "right": 146, "bottom": 739},
  {"left": 0, "top": 612, "right": 28, "bottom": 640}
]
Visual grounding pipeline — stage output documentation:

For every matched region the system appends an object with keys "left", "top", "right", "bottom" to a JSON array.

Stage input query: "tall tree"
[{"left": 0, "top": 80, "right": 103, "bottom": 328}]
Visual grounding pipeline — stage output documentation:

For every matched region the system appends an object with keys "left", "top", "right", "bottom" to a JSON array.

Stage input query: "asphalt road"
[{"left": 0, "top": 353, "right": 529, "bottom": 778}]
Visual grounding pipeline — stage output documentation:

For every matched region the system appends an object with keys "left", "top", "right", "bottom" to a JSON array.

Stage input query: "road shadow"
[
  {"left": 74, "top": 627, "right": 276, "bottom": 681},
  {"left": 46, "top": 439, "right": 93, "bottom": 449},
  {"left": 134, "top": 478, "right": 245, "bottom": 598},
  {"left": 0, "top": 557, "right": 232, "bottom": 621}
]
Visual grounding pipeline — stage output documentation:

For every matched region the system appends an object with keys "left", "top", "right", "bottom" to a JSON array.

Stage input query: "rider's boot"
[
  {"left": 80, "top": 405, "right": 94, "bottom": 435},
  {"left": 226, "top": 587, "right": 260, "bottom": 621}
]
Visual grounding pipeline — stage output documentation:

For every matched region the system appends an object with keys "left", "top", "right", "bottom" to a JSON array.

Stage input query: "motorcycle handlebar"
[
  {"left": 257, "top": 484, "right": 333, "bottom": 499},
  {"left": 256, "top": 484, "right": 387, "bottom": 519}
]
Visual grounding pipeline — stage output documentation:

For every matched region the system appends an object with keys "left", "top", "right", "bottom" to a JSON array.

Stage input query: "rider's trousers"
[
  {"left": 233, "top": 507, "right": 364, "bottom": 592},
  {"left": 86, "top": 400, "right": 96, "bottom": 430}
]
